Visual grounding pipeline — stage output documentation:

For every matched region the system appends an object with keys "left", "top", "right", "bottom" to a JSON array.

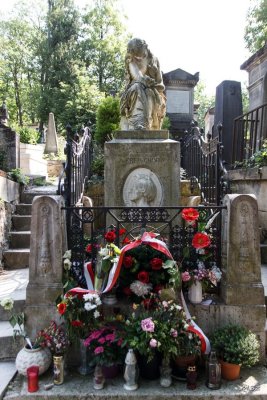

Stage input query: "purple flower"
[
  {"left": 149, "top": 338, "right": 158, "bottom": 348},
  {"left": 141, "top": 317, "right": 155, "bottom": 332},
  {"left": 94, "top": 346, "right": 104, "bottom": 354}
]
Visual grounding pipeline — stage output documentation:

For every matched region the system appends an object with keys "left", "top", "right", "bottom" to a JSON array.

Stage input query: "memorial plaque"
[{"left": 166, "top": 90, "right": 189, "bottom": 114}]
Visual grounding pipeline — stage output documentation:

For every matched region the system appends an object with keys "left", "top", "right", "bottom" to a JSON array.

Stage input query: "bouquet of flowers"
[
  {"left": 180, "top": 208, "right": 222, "bottom": 290},
  {"left": 57, "top": 290, "right": 102, "bottom": 341},
  {"left": 84, "top": 325, "right": 126, "bottom": 367},
  {"left": 117, "top": 232, "right": 179, "bottom": 302},
  {"left": 35, "top": 321, "right": 70, "bottom": 355},
  {"left": 123, "top": 295, "right": 201, "bottom": 362}
]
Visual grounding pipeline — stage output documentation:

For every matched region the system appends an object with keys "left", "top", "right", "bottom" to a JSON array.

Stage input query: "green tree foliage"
[
  {"left": 95, "top": 96, "right": 120, "bottom": 146},
  {"left": 38, "top": 0, "right": 82, "bottom": 129},
  {"left": 194, "top": 81, "right": 215, "bottom": 129},
  {"left": 81, "top": 0, "right": 130, "bottom": 94},
  {"left": 0, "top": 18, "right": 37, "bottom": 126},
  {"left": 245, "top": 0, "right": 267, "bottom": 54}
]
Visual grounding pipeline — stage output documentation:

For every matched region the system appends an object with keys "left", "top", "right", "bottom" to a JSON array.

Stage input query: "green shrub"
[
  {"left": 211, "top": 324, "right": 260, "bottom": 367},
  {"left": 18, "top": 127, "right": 40, "bottom": 144},
  {"left": 91, "top": 153, "right": 104, "bottom": 177},
  {"left": 7, "top": 169, "right": 30, "bottom": 186},
  {"left": 95, "top": 96, "right": 120, "bottom": 147}
]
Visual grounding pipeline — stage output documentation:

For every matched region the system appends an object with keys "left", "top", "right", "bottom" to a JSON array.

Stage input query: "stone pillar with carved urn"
[{"left": 25, "top": 195, "right": 67, "bottom": 342}]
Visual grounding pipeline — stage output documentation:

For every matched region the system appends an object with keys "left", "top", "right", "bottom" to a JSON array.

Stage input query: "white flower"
[
  {"left": 188, "top": 333, "right": 193, "bottom": 340},
  {"left": 99, "top": 247, "right": 109, "bottom": 257},
  {"left": 83, "top": 293, "right": 94, "bottom": 301},
  {"left": 84, "top": 302, "right": 97, "bottom": 311},
  {"left": 94, "top": 310, "right": 100, "bottom": 319},
  {"left": 63, "top": 258, "right": 72, "bottom": 270},
  {"left": 63, "top": 250, "right": 71, "bottom": 259},
  {"left": 183, "top": 322, "right": 189, "bottom": 330},
  {"left": 95, "top": 297, "right": 102, "bottom": 306},
  {"left": 0, "top": 298, "right": 14, "bottom": 311},
  {"left": 130, "top": 281, "right": 152, "bottom": 297}
]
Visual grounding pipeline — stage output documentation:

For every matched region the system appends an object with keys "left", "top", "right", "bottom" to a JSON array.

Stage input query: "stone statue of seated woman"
[{"left": 120, "top": 38, "right": 166, "bottom": 131}]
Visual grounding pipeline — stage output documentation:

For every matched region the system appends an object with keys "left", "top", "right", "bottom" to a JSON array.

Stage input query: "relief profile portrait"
[{"left": 123, "top": 168, "right": 163, "bottom": 207}]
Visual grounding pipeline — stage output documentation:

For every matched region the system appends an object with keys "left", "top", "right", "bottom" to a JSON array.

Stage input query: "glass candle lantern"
[
  {"left": 27, "top": 366, "right": 39, "bottom": 392},
  {"left": 206, "top": 351, "right": 221, "bottom": 390}
]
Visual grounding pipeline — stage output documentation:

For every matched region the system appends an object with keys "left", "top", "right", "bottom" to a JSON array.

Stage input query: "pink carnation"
[
  {"left": 105, "top": 333, "right": 115, "bottom": 342},
  {"left": 98, "top": 337, "right": 106, "bottom": 344},
  {"left": 170, "top": 328, "right": 178, "bottom": 337},
  {"left": 94, "top": 346, "right": 104, "bottom": 354}
]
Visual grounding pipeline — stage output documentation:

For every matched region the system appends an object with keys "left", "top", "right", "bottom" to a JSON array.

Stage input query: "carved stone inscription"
[
  {"left": 166, "top": 90, "right": 189, "bottom": 114},
  {"left": 123, "top": 168, "right": 163, "bottom": 207}
]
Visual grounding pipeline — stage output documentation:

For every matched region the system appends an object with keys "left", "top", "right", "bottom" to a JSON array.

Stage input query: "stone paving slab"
[
  {"left": 3, "top": 365, "right": 267, "bottom": 399},
  {"left": 0, "top": 361, "right": 17, "bottom": 400},
  {"left": 0, "top": 269, "right": 28, "bottom": 301}
]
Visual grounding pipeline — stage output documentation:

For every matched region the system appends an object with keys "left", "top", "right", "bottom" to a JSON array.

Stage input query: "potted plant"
[
  {"left": 122, "top": 295, "right": 201, "bottom": 380},
  {"left": 211, "top": 324, "right": 260, "bottom": 380},
  {"left": 83, "top": 324, "right": 126, "bottom": 379}
]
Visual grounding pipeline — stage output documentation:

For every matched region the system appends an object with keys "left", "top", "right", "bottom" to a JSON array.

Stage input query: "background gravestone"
[
  {"left": 44, "top": 112, "right": 58, "bottom": 154},
  {"left": 214, "top": 80, "right": 243, "bottom": 168}
]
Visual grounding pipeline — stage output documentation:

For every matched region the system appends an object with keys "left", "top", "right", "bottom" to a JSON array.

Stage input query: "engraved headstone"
[{"left": 25, "top": 195, "right": 67, "bottom": 340}]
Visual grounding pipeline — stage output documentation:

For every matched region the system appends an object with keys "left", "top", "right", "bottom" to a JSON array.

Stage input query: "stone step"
[
  {"left": 0, "top": 321, "right": 23, "bottom": 360},
  {"left": 0, "top": 360, "right": 17, "bottom": 400},
  {"left": 15, "top": 204, "right": 32, "bottom": 216},
  {"left": 0, "top": 269, "right": 28, "bottom": 321},
  {"left": 12, "top": 216, "right": 31, "bottom": 232},
  {"left": 3, "top": 250, "right": 30, "bottom": 270},
  {"left": 3, "top": 365, "right": 267, "bottom": 399},
  {"left": 10, "top": 232, "right": 31, "bottom": 249},
  {"left": 20, "top": 189, "right": 57, "bottom": 204}
]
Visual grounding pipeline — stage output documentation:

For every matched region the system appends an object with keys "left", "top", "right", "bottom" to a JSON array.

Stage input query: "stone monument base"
[{"left": 104, "top": 130, "right": 180, "bottom": 208}]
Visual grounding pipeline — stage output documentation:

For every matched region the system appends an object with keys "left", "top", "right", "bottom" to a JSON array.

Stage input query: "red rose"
[
  {"left": 122, "top": 237, "right": 131, "bottom": 244},
  {"left": 150, "top": 257, "right": 163, "bottom": 270},
  {"left": 119, "top": 228, "right": 126, "bottom": 236},
  {"left": 137, "top": 270, "right": 149, "bottom": 284},
  {"left": 123, "top": 287, "right": 132, "bottom": 296},
  {"left": 123, "top": 255, "right": 133, "bottom": 268},
  {"left": 85, "top": 244, "right": 92, "bottom": 253},
  {"left": 142, "top": 298, "right": 154, "bottom": 309},
  {"left": 71, "top": 320, "right": 83, "bottom": 327},
  {"left": 104, "top": 231, "right": 116, "bottom": 243},
  {"left": 154, "top": 284, "right": 163, "bottom": 293},
  {"left": 192, "top": 232, "right": 211, "bottom": 249},
  {"left": 182, "top": 208, "right": 199, "bottom": 222},
  {"left": 57, "top": 302, "right": 66, "bottom": 315}
]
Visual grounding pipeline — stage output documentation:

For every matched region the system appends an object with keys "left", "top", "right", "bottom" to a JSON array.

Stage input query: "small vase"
[
  {"left": 53, "top": 355, "right": 64, "bottom": 385},
  {"left": 94, "top": 365, "right": 105, "bottom": 389},
  {"left": 220, "top": 359, "right": 241, "bottom": 381},
  {"left": 78, "top": 338, "right": 94, "bottom": 375},
  {"left": 188, "top": 281, "right": 203, "bottom": 304},
  {"left": 102, "top": 287, "right": 118, "bottom": 305},
  {"left": 160, "top": 356, "right": 172, "bottom": 387},
  {"left": 16, "top": 346, "right": 52, "bottom": 376}
]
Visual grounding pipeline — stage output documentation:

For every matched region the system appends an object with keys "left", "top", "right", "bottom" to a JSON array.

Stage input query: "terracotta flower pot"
[{"left": 220, "top": 359, "right": 241, "bottom": 381}]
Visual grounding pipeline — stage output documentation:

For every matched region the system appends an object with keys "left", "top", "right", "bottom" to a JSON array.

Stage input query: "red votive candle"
[{"left": 27, "top": 366, "right": 39, "bottom": 392}]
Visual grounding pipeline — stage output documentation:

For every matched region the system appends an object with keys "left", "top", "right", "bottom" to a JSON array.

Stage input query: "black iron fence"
[
  {"left": 57, "top": 125, "right": 93, "bottom": 206},
  {"left": 231, "top": 103, "right": 267, "bottom": 165},
  {"left": 63, "top": 205, "right": 224, "bottom": 288},
  {"left": 181, "top": 122, "right": 228, "bottom": 205}
]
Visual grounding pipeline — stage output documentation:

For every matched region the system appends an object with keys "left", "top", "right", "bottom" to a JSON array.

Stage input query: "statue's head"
[{"left": 127, "top": 38, "right": 148, "bottom": 59}]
